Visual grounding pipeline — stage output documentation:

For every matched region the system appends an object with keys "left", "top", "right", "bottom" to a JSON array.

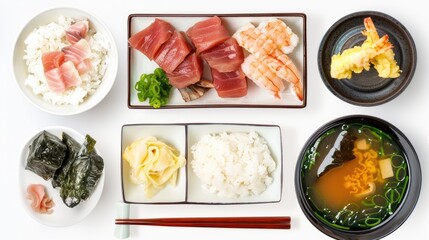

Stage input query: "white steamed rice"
[
  {"left": 23, "top": 16, "right": 110, "bottom": 105},
  {"left": 190, "top": 131, "right": 276, "bottom": 199}
]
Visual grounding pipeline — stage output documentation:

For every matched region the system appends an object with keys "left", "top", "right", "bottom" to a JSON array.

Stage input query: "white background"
[{"left": 1, "top": 0, "right": 427, "bottom": 239}]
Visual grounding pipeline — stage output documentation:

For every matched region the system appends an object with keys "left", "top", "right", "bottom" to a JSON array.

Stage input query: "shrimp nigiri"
[
  {"left": 257, "top": 18, "right": 299, "bottom": 54},
  {"left": 241, "top": 55, "right": 285, "bottom": 98}
]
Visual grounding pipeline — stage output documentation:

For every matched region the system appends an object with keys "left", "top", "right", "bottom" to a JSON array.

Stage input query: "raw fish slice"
[
  {"left": 258, "top": 18, "right": 299, "bottom": 54},
  {"left": 60, "top": 61, "right": 82, "bottom": 88},
  {"left": 200, "top": 38, "right": 244, "bottom": 72},
  {"left": 154, "top": 31, "right": 192, "bottom": 73},
  {"left": 241, "top": 55, "right": 285, "bottom": 98},
  {"left": 44, "top": 68, "right": 66, "bottom": 93},
  {"left": 186, "top": 16, "right": 230, "bottom": 54},
  {"left": 167, "top": 52, "right": 203, "bottom": 88},
  {"left": 66, "top": 19, "right": 89, "bottom": 44},
  {"left": 41, "top": 51, "right": 65, "bottom": 72},
  {"left": 62, "top": 39, "right": 92, "bottom": 65},
  {"left": 212, "top": 68, "right": 247, "bottom": 98},
  {"left": 128, "top": 18, "right": 175, "bottom": 60},
  {"left": 76, "top": 58, "right": 92, "bottom": 74},
  {"left": 233, "top": 23, "right": 276, "bottom": 58}
]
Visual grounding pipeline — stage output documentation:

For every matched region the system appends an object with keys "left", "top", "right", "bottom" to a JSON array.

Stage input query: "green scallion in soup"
[{"left": 301, "top": 123, "right": 408, "bottom": 230}]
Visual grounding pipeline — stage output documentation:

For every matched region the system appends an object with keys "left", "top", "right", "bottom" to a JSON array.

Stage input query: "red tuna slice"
[
  {"left": 66, "top": 19, "right": 89, "bottom": 44},
  {"left": 154, "top": 31, "right": 192, "bottom": 73},
  {"left": 200, "top": 38, "right": 244, "bottom": 72},
  {"left": 186, "top": 16, "right": 230, "bottom": 54},
  {"left": 60, "top": 61, "right": 82, "bottom": 88},
  {"left": 44, "top": 68, "right": 66, "bottom": 93},
  {"left": 167, "top": 52, "right": 203, "bottom": 88},
  {"left": 62, "top": 39, "right": 92, "bottom": 65},
  {"left": 129, "top": 18, "right": 175, "bottom": 60},
  {"left": 41, "top": 51, "right": 65, "bottom": 72},
  {"left": 212, "top": 68, "right": 247, "bottom": 98}
]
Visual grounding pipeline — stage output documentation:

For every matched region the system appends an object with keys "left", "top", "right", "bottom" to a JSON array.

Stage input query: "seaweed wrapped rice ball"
[{"left": 25, "top": 131, "right": 67, "bottom": 180}]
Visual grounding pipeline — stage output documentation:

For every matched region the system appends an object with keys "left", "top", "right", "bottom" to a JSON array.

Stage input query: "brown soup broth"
[{"left": 301, "top": 123, "right": 409, "bottom": 230}]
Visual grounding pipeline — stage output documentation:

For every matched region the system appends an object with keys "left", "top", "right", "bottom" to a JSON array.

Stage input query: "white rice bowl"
[
  {"left": 190, "top": 131, "right": 276, "bottom": 199},
  {"left": 13, "top": 7, "right": 118, "bottom": 115}
]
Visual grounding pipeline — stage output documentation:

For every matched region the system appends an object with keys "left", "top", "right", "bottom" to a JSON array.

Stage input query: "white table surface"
[{"left": 1, "top": 0, "right": 427, "bottom": 239}]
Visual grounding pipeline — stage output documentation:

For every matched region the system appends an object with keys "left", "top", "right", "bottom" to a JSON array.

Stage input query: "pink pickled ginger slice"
[
  {"left": 186, "top": 16, "right": 230, "bottom": 54},
  {"left": 128, "top": 18, "right": 175, "bottom": 60},
  {"left": 154, "top": 31, "right": 192, "bottom": 73},
  {"left": 26, "top": 184, "right": 55, "bottom": 214},
  {"left": 66, "top": 19, "right": 89, "bottom": 44}
]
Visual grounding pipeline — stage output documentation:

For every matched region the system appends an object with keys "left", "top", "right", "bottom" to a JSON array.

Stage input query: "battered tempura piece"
[{"left": 330, "top": 17, "right": 401, "bottom": 79}]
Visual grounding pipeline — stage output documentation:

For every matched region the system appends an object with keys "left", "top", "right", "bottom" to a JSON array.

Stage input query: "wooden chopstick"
[{"left": 115, "top": 216, "right": 291, "bottom": 229}]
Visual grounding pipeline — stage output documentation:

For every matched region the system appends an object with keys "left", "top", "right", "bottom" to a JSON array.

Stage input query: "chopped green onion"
[{"left": 134, "top": 68, "right": 172, "bottom": 108}]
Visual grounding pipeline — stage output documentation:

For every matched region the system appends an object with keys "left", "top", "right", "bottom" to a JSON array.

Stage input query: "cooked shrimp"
[
  {"left": 258, "top": 18, "right": 299, "bottom": 54},
  {"left": 260, "top": 49, "right": 303, "bottom": 100},
  {"left": 233, "top": 23, "right": 277, "bottom": 57},
  {"left": 330, "top": 17, "right": 399, "bottom": 79},
  {"left": 330, "top": 34, "right": 393, "bottom": 79},
  {"left": 242, "top": 55, "right": 285, "bottom": 98},
  {"left": 362, "top": 17, "right": 401, "bottom": 78}
]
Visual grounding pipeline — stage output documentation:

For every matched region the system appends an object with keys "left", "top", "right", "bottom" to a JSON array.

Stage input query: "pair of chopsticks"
[{"left": 115, "top": 216, "right": 291, "bottom": 229}]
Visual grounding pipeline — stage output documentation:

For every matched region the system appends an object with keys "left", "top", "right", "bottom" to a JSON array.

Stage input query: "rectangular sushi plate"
[
  {"left": 121, "top": 123, "right": 283, "bottom": 204},
  {"left": 127, "top": 13, "right": 307, "bottom": 109}
]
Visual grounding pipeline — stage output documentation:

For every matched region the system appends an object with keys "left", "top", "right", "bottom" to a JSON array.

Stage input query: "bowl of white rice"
[{"left": 13, "top": 7, "right": 118, "bottom": 115}]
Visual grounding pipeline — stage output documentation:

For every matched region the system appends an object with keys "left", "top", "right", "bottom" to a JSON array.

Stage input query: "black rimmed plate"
[
  {"left": 128, "top": 13, "right": 307, "bottom": 109},
  {"left": 318, "top": 11, "right": 416, "bottom": 106}
]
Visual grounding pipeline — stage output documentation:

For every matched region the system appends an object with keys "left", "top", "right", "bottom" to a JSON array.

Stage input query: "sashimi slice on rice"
[{"left": 23, "top": 16, "right": 110, "bottom": 106}]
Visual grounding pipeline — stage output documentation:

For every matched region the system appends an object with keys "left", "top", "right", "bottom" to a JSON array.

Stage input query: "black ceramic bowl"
[
  {"left": 318, "top": 11, "right": 417, "bottom": 106},
  {"left": 295, "top": 115, "right": 421, "bottom": 240}
]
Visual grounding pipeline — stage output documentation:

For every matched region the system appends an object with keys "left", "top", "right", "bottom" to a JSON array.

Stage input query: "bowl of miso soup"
[{"left": 295, "top": 115, "right": 421, "bottom": 240}]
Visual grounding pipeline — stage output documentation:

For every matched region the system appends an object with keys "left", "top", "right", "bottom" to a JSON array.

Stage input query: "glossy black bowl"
[
  {"left": 318, "top": 11, "right": 417, "bottom": 106},
  {"left": 295, "top": 115, "right": 421, "bottom": 239}
]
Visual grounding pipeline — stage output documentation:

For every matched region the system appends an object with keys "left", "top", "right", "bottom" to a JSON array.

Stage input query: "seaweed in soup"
[
  {"left": 26, "top": 131, "right": 67, "bottom": 180},
  {"left": 319, "top": 133, "right": 357, "bottom": 177},
  {"left": 60, "top": 134, "right": 104, "bottom": 208},
  {"left": 52, "top": 132, "right": 81, "bottom": 188}
]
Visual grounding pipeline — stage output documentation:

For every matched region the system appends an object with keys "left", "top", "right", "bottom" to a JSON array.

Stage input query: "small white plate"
[{"left": 19, "top": 126, "right": 105, "bottom": 227}]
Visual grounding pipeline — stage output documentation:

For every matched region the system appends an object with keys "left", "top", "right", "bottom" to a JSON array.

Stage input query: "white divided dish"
[{"left": 121, "top": 123, "right": 282, "bottom": 204}]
